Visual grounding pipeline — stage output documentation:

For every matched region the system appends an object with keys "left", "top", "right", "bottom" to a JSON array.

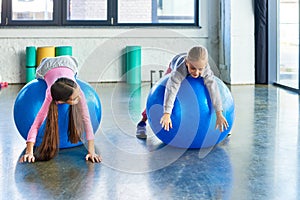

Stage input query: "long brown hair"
[{"left": 35, "top": 78, "right": 84, "bottom": 161}]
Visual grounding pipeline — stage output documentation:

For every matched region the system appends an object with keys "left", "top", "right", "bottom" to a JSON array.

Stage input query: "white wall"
[
  {"left": 0, "top": 0, "right": 255, "bottom": 85},
  {"left": 0, "top": 28, "right": 209, "bottom": 84},
  {"left": 230, "top": 0, "right": 255, "bottom": 84}
]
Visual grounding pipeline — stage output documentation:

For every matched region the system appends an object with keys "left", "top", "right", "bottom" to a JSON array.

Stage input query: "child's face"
[
  {"left": 65, "top": 87, "right": 81, "bottom": 105},
  {"left": 186, "top": 59, "right": 207, "bottom": 78}
]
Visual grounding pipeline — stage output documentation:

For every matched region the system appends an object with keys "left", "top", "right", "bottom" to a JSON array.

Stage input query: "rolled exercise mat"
[
  {"left": 55, "top": 46, "right": 73, "bottom": 56},
  {"left": 36, "top": 46, "right": 55, "bottom": 65},
  {"left": 26, "top": 46, "right": 36, "bottom": 67},
  {"left": 126, "top": 46, "right": 141, "bottom": 84},
  {"left": 26, "top": 67, "right": 36, "bottom": 83}
]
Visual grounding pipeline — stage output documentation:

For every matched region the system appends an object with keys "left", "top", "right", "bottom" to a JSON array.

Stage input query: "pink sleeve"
[
  {"left": 27, "top": 89, "right": 52, "bottom": 143},
  {"left": 79, "top": 90, "right": 94, "bottom": 140}
]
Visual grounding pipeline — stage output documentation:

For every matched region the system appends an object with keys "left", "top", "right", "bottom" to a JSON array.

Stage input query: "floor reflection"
[
  {"left": 149, "top": 147, "right": 233, "bottom": 200},
  {"left": 14, "top": 146, "right": 101, "bottom": 199}
]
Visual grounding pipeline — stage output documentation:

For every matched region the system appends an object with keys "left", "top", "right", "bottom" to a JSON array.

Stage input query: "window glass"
[
  {"left": 67, "top": 0, "right": 107, "bottom": 20},
  {"left": 4, "top": 0, "right": 198, "bottom": 25},
  {"left": 118, "top": 0, "right": 194, "bottom": 24},
  {"left": 278, "top": 0, "right": 299, "bottom": 89},
  {"left": 12, "top": 0, "right": 53, "bottom": 20}
]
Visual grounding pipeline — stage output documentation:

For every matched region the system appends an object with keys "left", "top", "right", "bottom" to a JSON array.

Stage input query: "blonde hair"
[{"left": 187, "top": 46, "right": 208, "bottom": 62}]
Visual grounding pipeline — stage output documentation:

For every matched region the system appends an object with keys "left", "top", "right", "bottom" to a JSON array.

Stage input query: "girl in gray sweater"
[{"left": 137, "top": 46, "right": 228, "bottom": 139}]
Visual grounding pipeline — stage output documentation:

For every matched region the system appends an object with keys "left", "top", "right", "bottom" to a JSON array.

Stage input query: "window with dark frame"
[{"left": 1, "top": 0, "right": 199, "bottom": 26}]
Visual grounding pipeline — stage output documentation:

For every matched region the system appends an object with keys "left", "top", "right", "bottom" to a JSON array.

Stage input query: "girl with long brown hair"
[{"left": 19, "top": 56, "right": 101, "bottom": 163}]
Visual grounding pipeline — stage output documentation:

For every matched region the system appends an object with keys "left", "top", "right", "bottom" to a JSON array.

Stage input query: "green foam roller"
[
  {"left": 55, "top": 46, "right": 73, "bottom": 56},
  {"left": 126, "top": 46, "right": 141, "bottom": 84},
  {"left": 26, "top": 46, "right": 36, "bottom": 67},
  {"left": 26, "top": 67, "right": 36, "bottom": 83}
]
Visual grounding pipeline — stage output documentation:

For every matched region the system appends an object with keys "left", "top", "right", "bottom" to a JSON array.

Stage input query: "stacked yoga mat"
[
  {"left": 25, "top": 46, "right": 37, "bottom": 83},
  {"left": 26, "top": 45, "right": 141, "bottom": 84},
  {"left": 126, "top": 46, "right": 141, "bottom": 84},
  {"left": 25, "top": 46, "right": 73, "bottom": 83}
]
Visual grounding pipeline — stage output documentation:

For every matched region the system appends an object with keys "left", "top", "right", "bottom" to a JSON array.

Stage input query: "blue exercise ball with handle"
[
  {"left": 146, "top": 74, "right": 235, "bottom": 148},
  {"left": 13, "top": 78, "right": 101, "bottom": 148}
]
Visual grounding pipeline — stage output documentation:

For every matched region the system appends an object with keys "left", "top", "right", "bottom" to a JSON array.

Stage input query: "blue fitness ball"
[
  {"left": 146, "top": 74, "right": 235, "bottom": 148},
  {"left": 13, "top": 79, "right": 101, "bottom": 148}
]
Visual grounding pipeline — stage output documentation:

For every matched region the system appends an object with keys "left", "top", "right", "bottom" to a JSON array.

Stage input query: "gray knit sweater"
[{"left": 163, "top": 54, "right": 223, "bottom": 114}]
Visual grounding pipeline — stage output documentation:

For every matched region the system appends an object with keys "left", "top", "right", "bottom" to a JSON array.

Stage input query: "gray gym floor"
[{"left": 1, "top": 82, "right": 299, "bottom": 200}]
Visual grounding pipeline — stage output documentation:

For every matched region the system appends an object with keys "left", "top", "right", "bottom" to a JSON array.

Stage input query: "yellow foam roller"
[{"left": 36, "top": 46, "right": 55, "bottom": 65}]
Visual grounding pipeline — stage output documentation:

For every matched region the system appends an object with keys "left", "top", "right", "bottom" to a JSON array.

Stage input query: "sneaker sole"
[{"left": 136, "top": 134, "right": 147, "bottom": 139}]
